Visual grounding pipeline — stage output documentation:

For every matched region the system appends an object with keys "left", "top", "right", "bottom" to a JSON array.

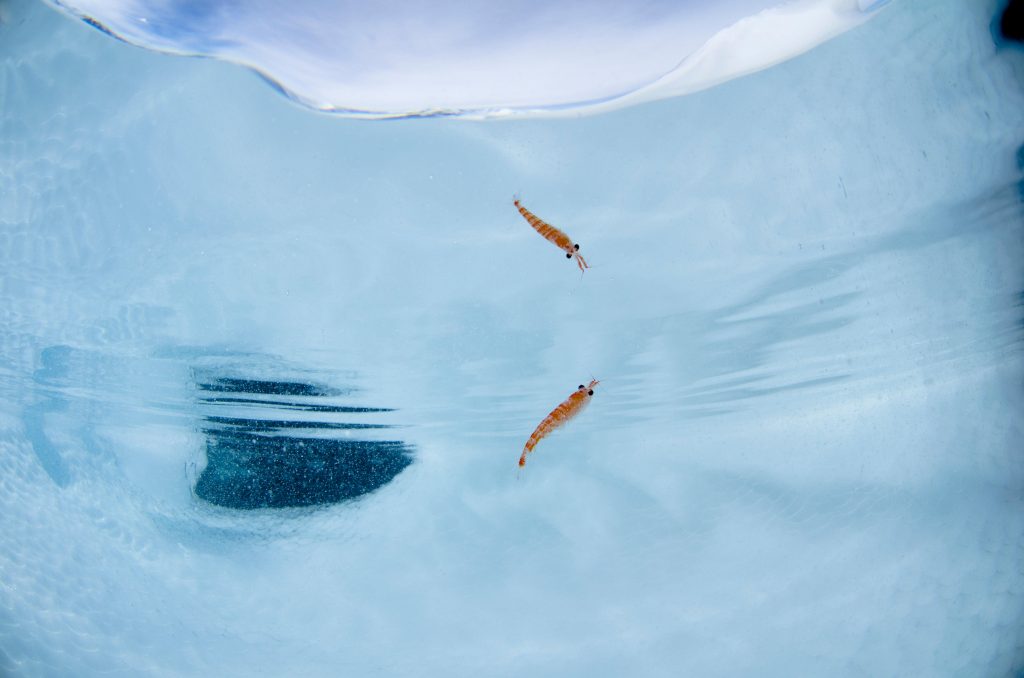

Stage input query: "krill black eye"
[
  {"left": 588, "top": 389, "right": 594, "bottom": 396},
  {"left": 566, "top": 252, "right": 572, "bottom": 258},
  {"left": 574, "top": 244, "right": 580, "bottom": 251},
  {"left": 578, "top": 385, "right": 585, "bottom": 389}
]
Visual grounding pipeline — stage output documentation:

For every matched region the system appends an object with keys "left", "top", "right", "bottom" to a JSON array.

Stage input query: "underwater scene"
[{"left": 1, "top": 0, "right": 1022, "bottom": 675}]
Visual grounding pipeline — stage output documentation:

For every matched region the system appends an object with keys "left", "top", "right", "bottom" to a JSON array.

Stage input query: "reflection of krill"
[
  {"left": 514, "top": 198, "right": 590, "bottom": 272},
  {"left": 519, "top": 380, "right": 600, "bottom": 469}
]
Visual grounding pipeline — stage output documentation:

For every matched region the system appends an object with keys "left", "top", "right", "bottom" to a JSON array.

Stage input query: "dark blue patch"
[
  {"left": 194, "top": 376, "right": 412, "bottom": 510},
  {"left": 203, "top": 416, "right": 389, "bottom": 432},
  {"left": 198, "top": 396, "right": 391, "bottom": 413},
  {"left": 196, "top": 428, "right": 412, "bottom": 510},
  {"left": 1017, "top": 144, "right": 1024, "bottom": 205},
  {"left": 1001, "top": 0, "right": 1023, "bottom": 41},
  {"left": 198, "top": 377, "right": 345, "bottom": 397}
]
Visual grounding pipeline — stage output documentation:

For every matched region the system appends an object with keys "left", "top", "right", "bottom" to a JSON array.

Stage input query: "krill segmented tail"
[{"left": 514, "top": 199, "right": 574, "bottom": 251}]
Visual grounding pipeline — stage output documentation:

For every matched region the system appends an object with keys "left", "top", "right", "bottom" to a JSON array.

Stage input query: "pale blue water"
[{"left": 1, "top": 0, "right": 1023, "bottom": 675}]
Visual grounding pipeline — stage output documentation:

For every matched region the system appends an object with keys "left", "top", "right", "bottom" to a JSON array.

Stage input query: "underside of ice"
[{"left": 48, "top": 0, "right": 887, "bottom": 117}]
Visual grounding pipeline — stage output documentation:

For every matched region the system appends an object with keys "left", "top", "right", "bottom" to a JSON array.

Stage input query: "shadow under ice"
[{"left": 194, "top": 375, "right": 413, "bottom": 510}]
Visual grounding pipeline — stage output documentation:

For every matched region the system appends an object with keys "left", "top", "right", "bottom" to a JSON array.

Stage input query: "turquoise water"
[{"left": 1, "top": 0, "right": 1022, "bottom": 675}]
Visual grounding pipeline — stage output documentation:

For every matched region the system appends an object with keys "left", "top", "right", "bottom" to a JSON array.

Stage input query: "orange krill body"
[
  {"left": 518, "top": 379, "right": 599, "bottom": 469},
  {"left": 514, "top": 198, "right": 590, "bottom": 272}
]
